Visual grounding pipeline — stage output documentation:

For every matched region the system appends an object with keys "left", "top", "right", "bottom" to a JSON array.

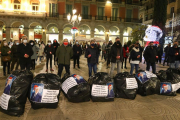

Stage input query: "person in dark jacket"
[
  {"left": 110, "top": 37, "right": 123, "bottom": 77},
  {"left": 1, "top": 40, "right": 11, "bottom": 76},
  {"left": 44, "top": 40, "right": 55, "bottom": 72},
  {"left": 85, "top": 40, "right": 98, "bottom": 77},
  {"left": 10, "top": 40, "right": 20, "bottom": 71},
  {"left": 53, "top": 39, "right": 60, "bottom": 65},
  {"left": 163, "top": 43, "right": 171, "bottom": 66},
  {"left": 56, "top": 39, "right": 73, "bottom": 78},
  {"left": 73, "top": 40, "right": 82, "bottom": 68},
  {"left": 17, "top": 35, "right": 33, "bottom": 70},
  {"left": 129, "top": 43, "right": 141, "bottom": 75},
  {"left": 143, "top": 41, "right": 158, "bottom": 74},
  {"left": 136, "top": 41, "right": 143, "bottom": 63},
  {"left": 96, "top": 42, "right": 101, "bottom": 64},
  {"left": 122, "top": 42, "right": 129, "bottom": 69},
  {"left": 156, "top": 44, "right": 163, "bottom": 64},
  {"left": 168, "top": 41, "right": 180, "bottom": 68},
  {"left": 106, "top": 41, "right": 113, "bottom": 68}
]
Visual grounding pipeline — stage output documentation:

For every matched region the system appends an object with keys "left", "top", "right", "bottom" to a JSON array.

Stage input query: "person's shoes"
[
  {"left": 7, "top": 72, "right": 10, "bottom": 74},
  {"left": 78, "top": 67, "right": 80, "bottom": 69},
  {"left": 163, "top": 63, "right": 165, "bottom": 66},
  {"left": 46, "top": 69, "right": 48, "bottom": 72},
  {"left": 3, "top": 73, "right": 6, "bottom": 76},
  {"left": 50, "top": 69, "right": 54, "bottom": 71},
  {"left": 124, "top": 67, "right": 127, "bottom": 69},
  {"left": 121, "top": 67, "right": 123, "bottom": 69}
]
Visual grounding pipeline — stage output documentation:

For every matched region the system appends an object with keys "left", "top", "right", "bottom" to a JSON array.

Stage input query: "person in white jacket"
[{"left": 37, "top": 41, "right": 45, "bottom": 64}]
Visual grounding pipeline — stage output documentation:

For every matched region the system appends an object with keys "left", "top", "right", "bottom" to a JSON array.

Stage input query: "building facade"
[{"left": 0, "top": 0, "right": 142, "bottom": 44}]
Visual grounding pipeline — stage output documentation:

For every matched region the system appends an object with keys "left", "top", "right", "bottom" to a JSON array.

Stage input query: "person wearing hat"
[
  {"left": 31, "top": 85, "right": 42, "bottom": 102},
  {"left": 73, "top": 40, "right": 82, "bottom": 68},
  {"left": 163, "top": 43, "right": 171, "bottom": 66},
  {"left": 4, "top": 77, "right": 12, "bottom": 95},
  {"left": 143, "top": 41, "right": 158, "bottom": 74},
  {"left": 53, "top": 39, "right": 60, "bottom": 65}
]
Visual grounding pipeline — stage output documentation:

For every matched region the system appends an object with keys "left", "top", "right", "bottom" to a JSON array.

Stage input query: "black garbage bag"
[
  {"left": 135, "top": 71, "right": 160, "bottom": 96},
  {"left": 114, "top": 72, "right": 138, "bottom": 100},
  {"left": 61, "top": 73, "right": 90, "bottom": 103},
  {"left": 30, "top": 73, "right": 61, "bottom": 109},
  {"left": 88, "top": 72, "right": 114, "bottom": 102},
  {"left": 0, "top": 70, "right": 33, "bottom": 116}
]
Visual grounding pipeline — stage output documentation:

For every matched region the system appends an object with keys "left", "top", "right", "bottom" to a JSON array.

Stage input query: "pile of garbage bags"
[
  {"left": 135, "top": 71, "right": 160, "bottom": 96},
  {"left": 61, "top": 73, "right": 90, "bottom": 103},
  {"left": 114, "top": 72, "right": 138, "bottom": 100},
  {"left": 30, "top": 73, "right": 61, "bottom": 109},
  {"left": 88, "top": 72, "right": 114, "bottom": 102},
  {"left": 0, "top": 70, "right": 33, "bottom": 116}
]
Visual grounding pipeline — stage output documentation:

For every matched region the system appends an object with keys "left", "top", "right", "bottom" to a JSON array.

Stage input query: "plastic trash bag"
[
  {"left": 0, "top": 70, "right": 33, "bottom": 116},
  {"left": 135, "top": 71, "right": 160, "bottom": 96},
  {"left": 30, "top": 73, "right": 61, "bottom": 109},
  {"left": 114, "top": 72, "right": 138, "bottom": 100},
  {"left": 61, "top": 73, "right": 90, "bottom": 103},
  {"left": 88, "top": 72, "right": 114, "bottom": 102}
]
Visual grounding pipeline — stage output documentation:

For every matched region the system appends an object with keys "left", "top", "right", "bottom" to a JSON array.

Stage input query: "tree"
[
  {"left": 131, "top": 25, "right": 147, "bottom": 44},
  {"left": 152, "top": 0, "right": 168, "bottom": 48}
]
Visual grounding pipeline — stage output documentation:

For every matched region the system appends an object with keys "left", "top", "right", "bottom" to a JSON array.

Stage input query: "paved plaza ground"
[{"left": 1, "top": 56, "right": 180, "bottom": 120}]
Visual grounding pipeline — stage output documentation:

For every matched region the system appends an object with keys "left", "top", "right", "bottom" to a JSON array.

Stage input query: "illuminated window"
[
  {"left": 14, "top": 0, "right": 21, "bottom": 10},
  {"left": 32, "top": 3, "right": 39, "bottom": 12}
]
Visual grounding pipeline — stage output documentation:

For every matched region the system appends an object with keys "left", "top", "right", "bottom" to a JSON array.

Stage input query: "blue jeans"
[
  {"left": 130, "top": 64, "right": 139, "bottom": 75},
  {"left": 88, "top": 63, "right": 97, "bottom": 77},
  {"left": 170, "top": 61, "right": 180, "bottom": 68}
]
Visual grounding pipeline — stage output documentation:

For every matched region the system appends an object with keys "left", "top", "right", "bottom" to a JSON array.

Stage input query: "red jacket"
[{"left": 123, "top": 47, "right": 129, "bottom": 58}]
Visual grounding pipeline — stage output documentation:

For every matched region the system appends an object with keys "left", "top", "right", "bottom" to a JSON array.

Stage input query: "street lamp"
[{"left": 67, "top": 8, "right": 82, "bottom": 44}]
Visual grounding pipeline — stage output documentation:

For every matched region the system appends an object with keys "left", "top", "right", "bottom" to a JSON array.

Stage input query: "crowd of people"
[{"left": 0, "top": 35, "right": 178, "bottom": 78}]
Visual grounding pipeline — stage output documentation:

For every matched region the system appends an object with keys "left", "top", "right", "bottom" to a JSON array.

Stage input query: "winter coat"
[
  {"left": 143, "top": 46, "right": 157, "bottom": 63},
  {"left": 56, "top": 45, "right": 73, "bottom": 65},
  {"left": 157, "top": 47, "right": 163, "bottom": 56},
  {"left": 53, "top": 42, "right": 60, "bottom": 53},
  {"left": 110, "top": 43, "right": 123, "bottom": 63},
  {"left": 31, "top": 45, "right": 39, "bottom": 59},
  {"left": 11, "top": 44, "right": 18, "bottom": 59},
  {"left": 168, "top": 47, "right": 180, "bottom": 63},
  {"left": 1, "top": 46, "right": 11, "bottom": 59},
  {"left": 129, "top": 47, "right": 141, "bottom": 63},
  {"left": 96, "top": 44, "right": 101, "bottom": 54},
  {"left": 85, "top": 46, "right": 98, "bottom": 64},
  {"left": 44, "top": 45, "right": 55, "bottom": 57},
  {"left": 102, "top": 44, "right": 106, "bottom": 51},
  {"left": 123, "top": 47, "right": 129, "bottom": 58},
  {"left": 38, "top": 44, "right": 45, "bottom": 56},
  {"left": 73, "top": 44, "right": 82, "bottom": 57},
  {"left": 17, "top": 43, "right": 33, "bottom": 63}
]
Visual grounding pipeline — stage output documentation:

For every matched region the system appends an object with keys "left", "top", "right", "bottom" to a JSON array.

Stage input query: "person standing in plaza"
[
  {"left": 10, "top": 40, "right": 20, "bottom": 71},
  {"left": 30, "top": 40, "right": 39, "bottom": 70},
  {"left": 122, "top": 42, "right": 129, "bottom": 69},
  {"left": 143, "top": 41, "right": 157, "bottom": 74},
  {"left": 17, "top": 35, "right": 33, "bottom": 70},
  {"left": 168, "top": 41, "right": 180, "bottom": 68},
  {"left": 73, "top": 40, "right": 82, "bottom": 69},
  {"left": 110, "top": 37, "right": 123, "bottom": 77},
  {"left": 101, "top": 42, "right": 106, "bottom": 61},
  {"left": 96, "top": 42, "right": 101, "bottom": 64},
  {"left": 85, "top": 40, "right": 98, "bottom": 77},
  {"left": 56, "top": 39, "right": 73, "bottom": 78},
  {"left": 53, "top": 39, "right": 60, "bottom": 65},
  {"left": 1, "top": 40, "right": 11, "bottom": 76},
  {"left": 129, "top": 43, "right": 141, "bottom": 75},
  {"left": 106, "top": 41, "right": 113, "bottom": 69},
  {"left": 37, "top": 41, "right": 45, "bottom": 64},
  {"left": 156, "top": 44, "right": 163, "bottom": 64},
  {"left": 44, "top": 40, "right": 55, "bottom": 72},
  {"left": 163, "top": 43, "right": 171, "bottom": 66}
]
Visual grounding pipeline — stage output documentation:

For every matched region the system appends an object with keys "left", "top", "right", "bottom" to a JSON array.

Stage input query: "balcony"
[
  {"left": 110, "top": 17, "right": 121, "bottom": 21},
  {"left": 81, "top": 15, "right": 92, "bottom": 20},
  {"left": 145, "top": 17, "right": 153, "bottom": 21},
  {"left": 169, "top": 0, "right": 176, "bottom": 4},
  {"left": 125, "top": 0, "right": 142, "bottom": 6},
  {"left": 96, "top": 0, "right": 106, "bottom": 2},
  {"left": 124, "top": 18, "right": 142, "bottom": 23},
  {"left": 95, "top": 15, "right": 107, "bottom": 20},
  {"left": 47, "top": 13, "right": 59, "bottom": 18}
]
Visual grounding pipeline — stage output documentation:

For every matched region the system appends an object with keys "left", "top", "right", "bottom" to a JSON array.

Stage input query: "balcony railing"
[
  {"left": 169, "top": 0, "right": 176, "bottom": 4},
  {"left": 95, "top": 15, "right": 107, "bottom": 20},
  {"left": 177, "top": 8, "right": 180, "bottom": 14},
  {"left": 110, "top": 17, "right": 121, "bottom": 21},
  {"left": 81, "top": 15, "right": 92, "bottom": 20},
  {"left": 96, "top": 0, "right": 106, "bottom": 2},
  {"left": 47, "top": 13, "right": 59, "bottom": 18},
  {"left": 124, "top": 18, "right": 142, "bottom": 23},
  {"left": 125, "top": 0, "right": 142, "bottom": 6}
]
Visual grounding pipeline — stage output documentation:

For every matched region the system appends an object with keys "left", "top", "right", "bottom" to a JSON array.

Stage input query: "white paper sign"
[
  {"left": 126, "top": 78, "right": 138, "bottom": 89},
  {"left": 145, "top": 71, "right": 157, "bottom": 78},
  {"left": 41, "top": 89, "right": 59, "bottom": 103},
  {"left": 0, "top": 93, "right": 11, "bottom": 110},
  {"left": 172, "top": 82, "right": 180, "bottom": 92},
  {"left": 91, "top": 84, "right": 108, "bottom": 97},
  {"left": 62, "top": 77, "right": 78, "bottom": 94}
]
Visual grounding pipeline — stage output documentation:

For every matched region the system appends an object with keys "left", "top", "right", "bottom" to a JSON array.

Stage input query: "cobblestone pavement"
[{"left": 1, "top": 56, "right": 180, "bottom": 120}]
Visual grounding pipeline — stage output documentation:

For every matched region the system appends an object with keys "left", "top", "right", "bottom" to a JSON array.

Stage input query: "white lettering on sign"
[
  {"left": 41, "top": 89, "right": 59, "bottom": 103},
  {"left": 126, "top": 78, "right": 138, "bottom": 89},
  {"left": 62, "top": 77, "right": 78, "bottom": 94},
  {"left": 91, "top": 84, "right": 108, "bottom": 97},
  {"left": 0, "top": 93, "right": 11, "bottom": 110}
]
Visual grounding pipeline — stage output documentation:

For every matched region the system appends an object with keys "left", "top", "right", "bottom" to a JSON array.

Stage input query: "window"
[
  {"left": 169, "top": 21, "right": 172, "bottom": 27},
  {"left": 32, "top": 3, "right": 39, "bottom": 12},
  {"left": 170, "top": 7, "right": 174, "bottom": 14},
  {"left": 98, "top": 7, "right": 104, "bottom": 20},
  {"left": 66, "top": 4, "right": 72, "bottom": 14},
  {"left": 14, "top": 0, "right": 20, "bottom": 10},
  {"left": 112, "top": 8, "right": 118, "bottom": 21},
  {"left": 126, "top": 9, "right": 132, "bottom": 22},
  {"left": 145, "top": 15, "right": 148, "bottom": 21},
  {"left": 82, "top": 6, "right": 88, "bottom": 19},
  {"left": 150, "top": 14, "right": 153, "bottom": 19},
  {"left": 49, "top": 3, "right": 58, "bottom": 17},
  {"left": 126, "top": 0, "right": 132, "bottom": 4}
]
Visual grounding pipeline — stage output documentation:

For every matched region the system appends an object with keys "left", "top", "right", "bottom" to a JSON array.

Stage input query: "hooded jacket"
[
  {"left": 129, "top": 47, "right": 141, "bottom": 63},
  {"left": 143, "top": 46, "right": 157, "bottom": 63},
  {"left": 110, "top": 42, "right": 123, "bottom": 63}
]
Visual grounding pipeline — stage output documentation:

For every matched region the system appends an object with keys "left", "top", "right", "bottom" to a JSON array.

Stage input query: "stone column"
[
  {"left": 6, "top": 28, "right": 11, "bottom": 42},
  {"left": 29, "top": 29, "right": 34, "bottom": 40},
  {"left": 59, "top": 29, "right": 63, "bottom": 43},
  {"left": 91, "top": 30, "right": 94, "bottom": 38},
  {"left": 23, "top": 28, "right": 29, "bottom": 38},
  {"left": 120, "top": 31, "right": 124, "bottom": 44},
  {"left": 0, "top": 28, "right": 3, "bottom": 40},
  {"left": 42, "top": 31, "right": 46, "bottom": 44}
]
